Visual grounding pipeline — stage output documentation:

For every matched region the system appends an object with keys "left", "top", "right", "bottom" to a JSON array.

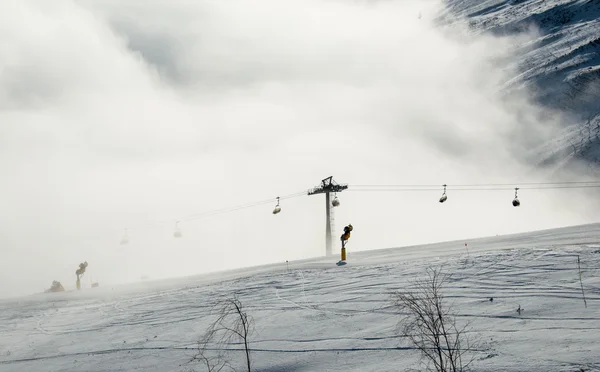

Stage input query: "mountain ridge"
[{"left": 439, "top": 0, "right": 600, "bottom": 172}]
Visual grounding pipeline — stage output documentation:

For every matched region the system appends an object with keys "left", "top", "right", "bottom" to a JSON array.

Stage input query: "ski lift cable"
[
  {"left": 174, "top": 181, "right": 600, "bottom": 223},
  {"left": 351, "top": 181, "right": 600, "bottom": 188},
  {"left": 118, "top": 190, "right": 306, "bottom": 236},
  {"left": 115, "top": 180, "right": 600, "bottom": 239},
  {"left": 347, "top": 184, "right": 600, "bottom": 192},
  {"left": 181, "top": 190, "right": 307, "bottom": 222}
]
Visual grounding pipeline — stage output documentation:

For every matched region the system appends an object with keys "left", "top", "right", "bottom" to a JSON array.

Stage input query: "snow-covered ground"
[{"left": 1, "top": 223, "right": 599, "bottom": 371}]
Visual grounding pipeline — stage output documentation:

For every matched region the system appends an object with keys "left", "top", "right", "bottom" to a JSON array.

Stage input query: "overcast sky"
[{"left": 1, "top": 0, "right": 598, "bottom": 298}]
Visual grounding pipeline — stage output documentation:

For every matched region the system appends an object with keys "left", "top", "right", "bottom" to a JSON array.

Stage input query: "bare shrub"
[
  {"left": 392, "top": 267, "right": 478, "bottom": 372},
  {"left": 192, "top": 295, "right": 254, "bottom": 372}
]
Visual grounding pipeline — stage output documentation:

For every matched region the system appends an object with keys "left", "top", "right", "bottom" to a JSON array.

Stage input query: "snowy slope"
[
  {"left": 1, "top": 223, "right": 599, "bottom": 371},
  {"left": 439, "top": 0, "right": 600, "bottom": 170}
]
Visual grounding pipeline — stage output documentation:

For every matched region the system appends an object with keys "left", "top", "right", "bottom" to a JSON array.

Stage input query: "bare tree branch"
[
  {"left": 392, "top": 267, "right": 480, "bottom": 372},
  {"left": 192, "top": 295, "right": 254, "bottom": 372}
]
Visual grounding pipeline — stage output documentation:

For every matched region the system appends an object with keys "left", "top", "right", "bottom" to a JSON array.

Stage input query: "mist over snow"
[{"left": 1, "top": 0, "right": 599, "bottom": 298}]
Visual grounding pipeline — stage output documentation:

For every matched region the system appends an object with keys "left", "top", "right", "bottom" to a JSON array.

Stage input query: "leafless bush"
[
  {"left": 392, "top": 267, "right": 478, "bottom": 372},
  {"left": 192, "top": 339, "right": 232, "bottom": 372},
  {"left": 191, "top": 295, "right": 254, "bottom": 372}
]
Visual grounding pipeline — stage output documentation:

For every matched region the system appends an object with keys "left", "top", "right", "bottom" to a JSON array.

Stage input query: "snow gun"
[
  {"left": 340, "top": 224, "right": 353, "bottom": 261},
  {"left": 75, "top": 261, "right": 88, "bottom": 290}
]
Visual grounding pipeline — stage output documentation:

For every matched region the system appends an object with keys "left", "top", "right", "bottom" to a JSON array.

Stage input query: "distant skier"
[{"left": 340, "top": 224, "right": 353, "bottom": 249}]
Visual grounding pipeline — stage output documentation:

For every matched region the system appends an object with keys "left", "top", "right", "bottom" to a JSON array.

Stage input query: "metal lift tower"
[{"left": 308, "top": 176, "right": 348, "bottom": 256}]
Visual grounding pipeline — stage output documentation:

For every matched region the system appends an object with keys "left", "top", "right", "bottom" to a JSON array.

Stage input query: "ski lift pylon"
[
  {"left": 120, "top": 228, "right": 129, "bottom": 245},
  {"left": 439, "top": 184, "right": 448, "bottom": 203},
  {"left": 272, "top": 196, "right": 281, "bottom": 214}
]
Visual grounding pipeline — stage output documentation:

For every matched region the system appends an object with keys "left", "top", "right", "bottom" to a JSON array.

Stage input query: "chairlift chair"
[
  {"left": 272, "top": 196, "right": 281, "bottom": 214},
  {"left": 174, "top": 221, "right": 182, "bottom": 238}
]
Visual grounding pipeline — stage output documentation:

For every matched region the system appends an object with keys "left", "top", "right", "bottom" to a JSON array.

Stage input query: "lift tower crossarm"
[
  {"left": 307, "top": 176, "right": 348, "bottom": 195},
  {"left": 308, "top": 176, "right": 348, "bottom": 256}
]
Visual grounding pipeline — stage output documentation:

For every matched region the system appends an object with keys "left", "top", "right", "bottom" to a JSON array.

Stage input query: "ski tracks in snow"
[
  {"left": 273, "top": 269, "right": 355, "bottom": 318},
  {"left": 2, "top": 231, "right": 600, "bottom": 371}
]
